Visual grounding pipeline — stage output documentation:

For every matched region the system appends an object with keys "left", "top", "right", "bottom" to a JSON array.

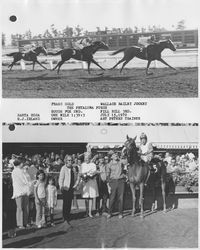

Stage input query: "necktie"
[{"left": 70, "top": 169, "right": 74, "bottom": 189}]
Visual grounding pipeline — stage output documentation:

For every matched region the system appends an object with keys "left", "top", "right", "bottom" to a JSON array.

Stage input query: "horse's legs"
[
  {"left": 129, "top": 183, "right": 136, "bottom": 216},
  {"left": 159, "top": 58, "right": 176, "bottom": 70},
  {"left": 8, "top": 62, "right": 14, "bottom": 70},
  {"left": 146, "top": 60, "right": 152, "bottom": 75},
  {"left": 87, "top": 61, "right": 91, "bottom": 74},
  {"left": 32, "top": 61, "right": 36, "bottom": 71},
  {"left": 120, "top": 59, "right": 132, "bottom": 73},
  {"left": 35, "top": 60, "right": 47, "bottom": 70},
  {"left": 8, "top": 59, "right": 18, "bottom": 70},
  {"left": 57, "top": 60, "right": 66, "bottom": 74},
  {"left": 151, "top": 184, "right": 156, "bottom": 211},
  {"left": 90, "top": 59, "right": 105, "bottom": 71},
  {"left": 139, "top": 183, "right": 144, "bottom": 219},
  {"left": 161, "top": 177, "right": 166, "bottom": 213},
  {"left": 110, "top": 58, "right": 125, "bottom": 70}
]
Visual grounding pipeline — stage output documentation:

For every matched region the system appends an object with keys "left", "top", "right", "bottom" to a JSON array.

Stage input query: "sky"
[{"left": 1, "top": 0, "right": 199, "bottom": 44}]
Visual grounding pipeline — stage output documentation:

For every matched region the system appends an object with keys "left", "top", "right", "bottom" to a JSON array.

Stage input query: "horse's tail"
[
  {"left": 47, "top": 50, "right": 63, "bottom": 56},
  {"left": 111, "top": 48, "right": 126, "bottom": 55},
  {"left": 6, "top": 52, "right": 18, "bottom": 57}
]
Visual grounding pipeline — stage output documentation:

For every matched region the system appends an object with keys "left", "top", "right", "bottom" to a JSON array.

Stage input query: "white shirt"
[
  {"left": 11, "top": 167, "right": 29, "bottom": 198},
  {"left": 139, "top": 142, "right": 153, "bottom": 163},
  {"left": 35, "top": 181, "right": 46, "bottom": 199}
]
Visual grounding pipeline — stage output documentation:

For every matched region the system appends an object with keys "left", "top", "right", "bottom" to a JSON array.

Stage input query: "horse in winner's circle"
[
  {"left": 6, "top": 46, "right": 48, "bottom": 70},
  {"left": 122, "top": 135, "right": 167, "bottom": 218},
  {"left": 111, "top": 39, "right": 176, "bottom": 74},
  {"left": 48, "top": 41, "right": 109, "bottom": 74}
]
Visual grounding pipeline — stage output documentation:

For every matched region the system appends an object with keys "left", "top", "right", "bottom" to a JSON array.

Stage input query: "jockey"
[
  {"left": 138, "top": 133, "right": 155, "bottom": 185},
  {"left": 138, "top": 132, "right": 154, "bottom": 164},
  {"left": 139, "top": 35, "right": 157, "bottom": 59},
  {"left": 73, "top": 37, "right": 93, "bottom": 50},
  {"left": 23, "top": 43, "right": 36, "bottom": 56}
]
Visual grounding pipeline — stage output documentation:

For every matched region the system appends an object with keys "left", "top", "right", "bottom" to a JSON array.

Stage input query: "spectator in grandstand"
[
  {"left": 34, "top": 170, "right": 48, "bottom": 228},
  {"left": 46, "top": 176, "right": 57, "bottom": 227},
  {"left": 59, "top": 155, "right": 76, "bottom": 230},
  {"left": 79, "top": 152, "right": 99, "bottom": 218},
  {"left": 11, "top": 159, "right": 30, "bottom": 229},
  {"left": 186, "top": 153, "right": 197, "bottom": 172},
  {"left": 3, "top": 156, "right": 9, "bottom": 172},
  {"left": 166, "top": 158, "right": 179, "bottom": 173},
  {"left": 8, "top": 154, "right": 18, "bottom": 171},
  {"left": 164, "top": 152, "right": 172, "bottom": 166}
]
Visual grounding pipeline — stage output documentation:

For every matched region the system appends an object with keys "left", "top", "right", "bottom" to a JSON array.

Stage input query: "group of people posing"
[
  {"left": 5, "top": 133, "right": 154, "bottom": 236},
  {"left": 3, "top": 132, "right": 198, "bottom": 237}
]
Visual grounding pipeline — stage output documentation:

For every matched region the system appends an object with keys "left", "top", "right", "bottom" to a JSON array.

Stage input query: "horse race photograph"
[
  {"left": 2, "top": 123, "right": 198, "bottom": 248},
  {"left": 1, "top": 0, "right": 198, "bottom": 98}
]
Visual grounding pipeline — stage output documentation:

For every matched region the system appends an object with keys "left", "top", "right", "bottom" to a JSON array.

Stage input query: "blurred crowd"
[{"left": 2, "top": 149, "right": 198, "bottom": 175}]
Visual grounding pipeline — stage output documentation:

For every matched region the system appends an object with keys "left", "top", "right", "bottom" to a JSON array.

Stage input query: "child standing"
[
  {"left": 46, "top": 176, "right": 57, "bottom": 226},
  {"left": 34, "top": 170, "right": 47, "bottom": 228}
]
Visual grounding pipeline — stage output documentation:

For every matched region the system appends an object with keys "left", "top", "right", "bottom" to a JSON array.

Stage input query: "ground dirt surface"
[
  {"left": 3, "top": 208, "right": 198, "bottom": 248},
  {"left": 2, "top": 67, "right": 198, "bottom": 98}
]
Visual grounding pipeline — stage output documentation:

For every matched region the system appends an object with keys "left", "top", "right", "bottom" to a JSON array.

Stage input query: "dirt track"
[
  {"left": 2, "top": 67, "right": 198, "bottom": 98},
  {"left": 3, "top": 208, "right": 198, "bottom": 248}
]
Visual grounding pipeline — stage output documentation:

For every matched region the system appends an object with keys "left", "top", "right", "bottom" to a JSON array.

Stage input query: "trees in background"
[
  {"left": 176, "top": 19, "right": 186, "bottom": 30},
  {"left": 8, "top": 20, "right": 189, "bottom": 45}
]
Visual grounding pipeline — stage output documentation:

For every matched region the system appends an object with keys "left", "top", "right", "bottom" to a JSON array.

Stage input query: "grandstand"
[{"left": 18, "top": 29, "right": 198, "bottom": 51}]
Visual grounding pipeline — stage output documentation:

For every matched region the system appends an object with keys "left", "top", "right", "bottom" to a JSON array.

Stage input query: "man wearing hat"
[{"left": 107, "top": 152, "right": 126, "bottom": 219}]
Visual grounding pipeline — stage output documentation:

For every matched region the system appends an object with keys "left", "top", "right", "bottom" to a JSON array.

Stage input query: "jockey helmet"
[{"left": 140, "top": 132, "right": 147, "bottom": 140}]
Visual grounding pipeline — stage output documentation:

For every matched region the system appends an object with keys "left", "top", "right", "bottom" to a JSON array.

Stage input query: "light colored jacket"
[
  {"left": 59, "top": 165, "right": 73, "bottom": 190},
  {"left": 12, "top": 167, "right": 29, "bottom": 198}
]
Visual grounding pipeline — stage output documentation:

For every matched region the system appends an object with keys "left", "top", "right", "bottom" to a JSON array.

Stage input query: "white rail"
[{"left": 2, "top": 51, "right": 198, "bottom": 70}]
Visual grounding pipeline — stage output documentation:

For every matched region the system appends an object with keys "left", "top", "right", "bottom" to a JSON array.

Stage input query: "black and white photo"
[
  {"left": 2, "top": 123, "right": 198, "bottom": 248},
  {"left": 1, "top": 0, "right": 199, "bottom": 98}
]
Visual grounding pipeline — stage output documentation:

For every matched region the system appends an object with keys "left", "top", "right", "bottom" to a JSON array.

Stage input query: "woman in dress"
[{"left": 79, "top": 153, "right": 99, "bottom": 218}]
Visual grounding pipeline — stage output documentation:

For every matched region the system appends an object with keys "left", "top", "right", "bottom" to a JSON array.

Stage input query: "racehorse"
[
  {"left": 122, "top": 135, "right": 167, "bottom": 218},
  {"left": 6, "top": 46, "right": 48, "bottom": 70},
  {"left": 48, "top": 41, "right": 109, "bottom": 74},
  {"left": 110, "top": 39, "right": 176, "bottom": 74}
]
